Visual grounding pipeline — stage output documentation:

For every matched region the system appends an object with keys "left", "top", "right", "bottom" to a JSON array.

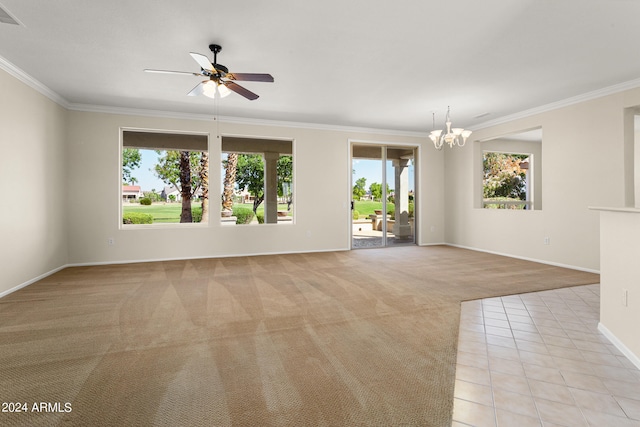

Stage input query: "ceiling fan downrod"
[{"left": 208, "top": 44, "right": 227, "bottom": 75}]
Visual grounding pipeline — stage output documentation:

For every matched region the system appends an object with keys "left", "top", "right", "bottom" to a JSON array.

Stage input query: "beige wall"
[
  {"left": 597, "top": 209, "right": 640, "bottom": 365},
  {"left": 66, "top": 111, "right": 443, "bottom": 265},
  {"left": 444, "top": 89, "right": 640, "bottom": 271},
  {"left": 0, "top": 69, "right": 68, "bottom": 296}
]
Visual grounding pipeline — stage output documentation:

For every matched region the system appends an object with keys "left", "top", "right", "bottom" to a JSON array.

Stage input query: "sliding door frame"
[{"left": 349, "top": 139, "right": 419, "bottom": 249}]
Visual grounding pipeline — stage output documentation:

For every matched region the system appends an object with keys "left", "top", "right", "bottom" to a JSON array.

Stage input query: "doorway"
[{"left": 351, "top": 143, "right": 416, "bottom": 248}]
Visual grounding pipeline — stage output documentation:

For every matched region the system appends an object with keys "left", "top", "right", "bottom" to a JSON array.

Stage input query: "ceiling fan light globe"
[
  {"left": 202, "top": 81, "right": 217, "bottom": 98},
  {"left": 218, "top": 84, "right": 231, "bottom": 98},
  {"left": 202, "top": 81, "right": 232, "bottom": 99}
]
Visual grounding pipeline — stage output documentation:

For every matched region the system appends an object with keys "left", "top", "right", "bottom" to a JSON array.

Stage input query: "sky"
[
  {"left": 352, "top": 159, "right": 415, "bottom": 193},
  {"left": 130, "top": 150, "right": 165, "bottom": 192}
]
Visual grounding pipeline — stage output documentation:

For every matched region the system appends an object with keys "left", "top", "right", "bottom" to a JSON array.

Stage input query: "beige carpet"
[{"left": 0, "top": 246, "right": 599, "bottom": 426}]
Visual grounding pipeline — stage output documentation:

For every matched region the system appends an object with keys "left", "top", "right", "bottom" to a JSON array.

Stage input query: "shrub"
[
  {"left": 352, "top": 210, "right": 360, "bottom": 220},
  {"left": 232, "top": 206, "right": 254, "bottom": 224},
  {"left": 143, "top": 191, "right": 161, "bottom": 202},
  {"left": 388, "top": 203, "right": 414, "bottom": 220},
  {"left": 123, "top": 212, "right": 153, "bottom": 224},
  {"left": 139, "top": 197, "right": 152, "bottom": 205},
  {"left": 388, "top": 204, "right": 395, "bottom": 220},
  {"left": 191, "top": 206, "right": 202, "bottom": 223},
  {"left": 256, "top": 212, "right": 265, "bottom": 224}
]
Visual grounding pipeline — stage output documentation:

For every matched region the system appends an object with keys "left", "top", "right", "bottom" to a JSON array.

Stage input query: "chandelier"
[{"left": 429, "top": 106, "right": 472, "bottom": 150}]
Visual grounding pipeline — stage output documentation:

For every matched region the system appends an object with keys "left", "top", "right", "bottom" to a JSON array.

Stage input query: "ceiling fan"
[{"left": 144, "top": 44, "right": 274, "bottom": 100}]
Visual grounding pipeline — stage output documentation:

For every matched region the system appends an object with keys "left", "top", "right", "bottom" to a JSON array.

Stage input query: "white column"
[
  {"left": 393, "top": 159, "right": 411, "bottom": 238},
  {"left": 264, "top": 152, "right": 279, "bottom": 224},
  {"left": 635, "top": 117, "right": 640, "bottom": 208}
]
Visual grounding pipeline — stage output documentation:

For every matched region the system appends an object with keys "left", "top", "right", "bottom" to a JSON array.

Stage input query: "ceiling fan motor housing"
[{"left": 214, "top": 63, "right": 228, "bottom": 75}]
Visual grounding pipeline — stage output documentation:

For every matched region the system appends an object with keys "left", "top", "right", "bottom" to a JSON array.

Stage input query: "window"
[
  {"left": 121, "top": 130, "right": 209, "bottom": 225},
  {"left": 476, "top": 128, "right": 542, "bottom": 210},
  {"left": 483, "top": 151, "right": 531, "bottom": 209},
  {"left": 221, "top": 136, "right": 293, "bottom": 225}
]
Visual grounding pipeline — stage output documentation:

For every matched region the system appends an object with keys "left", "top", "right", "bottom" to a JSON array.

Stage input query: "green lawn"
[
  {"left": 353, "top": 200, "right": 383, "bottom": 218},
  {"left": 123, "top": 202, "right": 293, "bottom": 223},
  {"left": 123, "top": 203, "right": 202, "bottom": 223},
  {"left": 238, "top": 203, "right": 292, "bottom": 216}
]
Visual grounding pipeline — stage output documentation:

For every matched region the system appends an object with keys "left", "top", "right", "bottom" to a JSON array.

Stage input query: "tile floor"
[{"left": 453, "top": 284, "right": 640, "bottom": 426}]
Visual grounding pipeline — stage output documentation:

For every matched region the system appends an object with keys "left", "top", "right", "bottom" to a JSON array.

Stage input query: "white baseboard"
[
  {"left": 446, "top": 243, "right": 600, "bottom": 274},
  {"left": 67, "top": 247, "right": 351, "bottom": 268},
  {"left": 598, "top": 322, "right": 640, "bottom": 370},
  {"left": 0, "top": 265, "right": 68, "bottom": 299}
]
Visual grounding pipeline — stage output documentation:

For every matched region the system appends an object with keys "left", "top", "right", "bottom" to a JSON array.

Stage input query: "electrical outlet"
[
  {"left": 622, "top": 289, "right": 628, "bottom": 307},
  {"left": 107, "top": 238, "right": 115, "bottom": 246},
  {"left": 543, "top": 237, "right": 550, "bottom": 245}
]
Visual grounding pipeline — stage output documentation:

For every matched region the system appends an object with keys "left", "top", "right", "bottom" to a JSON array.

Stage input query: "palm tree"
[
  {"left": 199, "top": 152, "right": 209, "bottom": 223},
  {"left": 178, "top": 151, "right": 193, "bottom": 223},
  {"left": 222, "top": 153, "right": 238, "bottom": 213}
]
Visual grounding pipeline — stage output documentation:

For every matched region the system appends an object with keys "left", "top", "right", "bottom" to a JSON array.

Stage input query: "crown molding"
[
  {"left": 0, "top": 55, "right": 70, "bottom": 108},
  {"left": 67, "top": 103, "right": 216, "bottom": 121},
  {"left": 219, "top": 114, "right": 429, "bottom": 137},
  {"left": 68, "top": 102, "right": 429, "bottom": 138},
  {"left": 471, "top": 77, "right": 640, "bottom": 131}
]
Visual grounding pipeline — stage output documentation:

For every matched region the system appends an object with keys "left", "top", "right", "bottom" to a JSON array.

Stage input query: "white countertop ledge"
[{"left": 589, "top": 206, "right": 640, "bottom": 214}]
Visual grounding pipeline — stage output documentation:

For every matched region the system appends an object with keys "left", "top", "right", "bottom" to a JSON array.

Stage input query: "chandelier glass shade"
[
  {"left": 429, "top": 106, "right": 472, "bottom": 150},
  {"left": 203, "top": 80, "right": 231, "bottom": 99}
]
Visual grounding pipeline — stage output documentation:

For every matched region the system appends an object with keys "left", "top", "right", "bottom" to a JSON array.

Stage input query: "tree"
[
  {"left": 199, "top": 152, "right": 209, "bottom": 223},
  {"left": 234, "top": 154, "right": 294, "bottom": 215},
  {"left": 178, "top": 151, "right": 193, "bottom": 222},
  {"left": 143, "top": 190, "right": 161, "bottom": 203},
  {"left": 222, "top": 153, "right": 238, "bottom": 212},
  {"left": 277, "top": 155, "right": 293, "bottom": 210},
  {"left": 154, "top": 150, "right": 205, "bottom": 222},
  {"left": 236, "top": 154, "right": 265, "bottom": 214},
  {"left": 353, "top": 177, "right": 367, "bottom": 200},
  {"left": 483, "top": 152, "right": 528, "bottom": 200},
  {"left": 122, "top": 148, "right": 141, "bottom": 184},
  {"left": 368, "top": 182, "right": 390, "bottom": 201}
]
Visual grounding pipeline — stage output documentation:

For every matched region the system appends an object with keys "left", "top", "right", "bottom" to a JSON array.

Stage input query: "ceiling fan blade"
[
  {"left": 187, "top": 81, "right": 205, "bottom": 97},
  {"left": 189, "top": 52, "right": 214, "bottom": 72},
  {"left": 144, "top": 69, "right": 203, "bottom": 76},
  {"left": 227, "top": 73, "right": 274, "bottom": 82},
  {"left": 224, "top": 81, "right": 259, "bottom": 100}
]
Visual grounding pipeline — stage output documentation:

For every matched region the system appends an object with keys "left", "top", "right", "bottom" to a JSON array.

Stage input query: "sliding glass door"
[
  {"left": 385, "top": 147, "right": 415, "bottom": 245},
  {"left": 351, "top": 144, "right": 416, "bottom": 248}
]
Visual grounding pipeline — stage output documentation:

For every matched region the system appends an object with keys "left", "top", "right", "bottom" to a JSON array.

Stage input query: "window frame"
[
  {"left": 475, "top": 128, "right": 542, "bottom": 211},
  {"left": 119, "top": 127, "right": 210, "bottom": 229},
  {"left": 482, "top": 149, "right": 533, "bottom": 210},
  {"left": 220, "top": 135, "right": 295, "bottom": 226}
]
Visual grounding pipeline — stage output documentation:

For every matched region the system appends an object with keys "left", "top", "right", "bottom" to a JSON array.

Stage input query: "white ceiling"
[{"left": 2, "top": 0, "right": 640, "bottom": 133}]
